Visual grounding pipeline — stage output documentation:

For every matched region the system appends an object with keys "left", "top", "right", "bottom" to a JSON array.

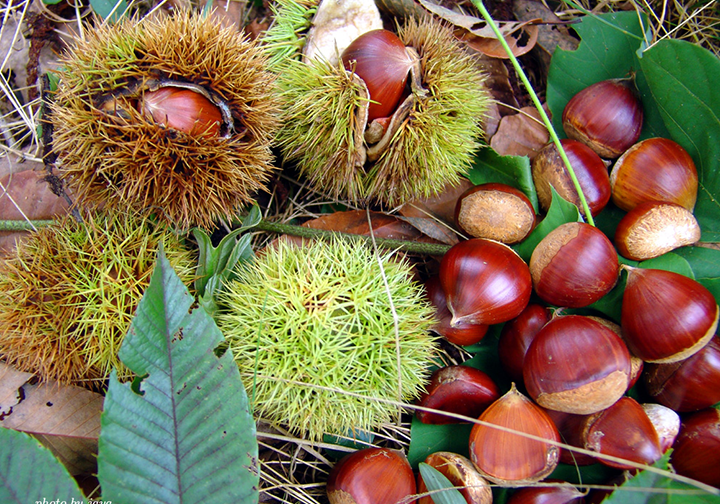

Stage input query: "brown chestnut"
[
  {"left": 671, "top": 407, "right": 720, "bottom": 487},
  {"left": 529, "top": 222, "right": 619, "bottom": 308},
  {"left": 523, "top": 315, "right": 632, "bottom": 415},
  {"left": 327, "top": 447, "right": 417, "bottom": 504},
  {"left": 341, "top": 29, "right": 415, "bottom": 122},
  {"left": 507, "top": 480, "right": 586, "bottom": 504},
  {"left": 141, "top": 86, "right": 223, "bottom": 137},
  {"left": 614, "top": 201, "right": 701, "bottom": 261},
  {"left": 455, "top": 183, "right": 536, "bottom": 244},
  {"left": 439, "top": 238, "right": 532, "bottom": 326},
  {"left": 644, "top": 337, "right": 720, "bottom": 411},
  {"left": 621, "top": 266, "right": 719, "bottom": 363},
  {"left": 532, "top": 139, "right": 611, "bottom": 217},
  {"left": 562, "top": 78, "right": 643, "bottom": 159},
  {"left": 416, "top": 365, "right": 500, "bottom": 425},
  {"left": 580, "top": 396, "right": 662, "bottom": 470},
  {"left": 610, "top": 137, "right": 698, "bottom": 212},
  {"left": 417, "top": 452, "right": 492, "bottom": 504},
  {"left": 498, "top": 303, "right": 551, "bottom": 383},
  {"left": 469, "top": 384, "right": 560, "bottom": 486},
  {"left": 641, "top": 403, "right": 680, "bottom": 453},
  {"left": 424, "top": 275, "right": 489, "bottom": 346}
]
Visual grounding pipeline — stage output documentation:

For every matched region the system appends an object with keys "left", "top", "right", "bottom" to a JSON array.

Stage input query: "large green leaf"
[
  {"left": 640, "top": 40, "right": 720, "bottom": 241},
  {"left": 0, "top": 428, "right": 84, "bottom": 502},
  {"left": 407, "top": 418, "right": 473, "bottom": 467},
  {"left": 603, "top": 452, "right": 720, "bottom": 503},
  {"left": 97, "top": 249, "right": 259, "bottom": 504},
  {"left": 546, "top": 11, "right": 670, "bottom": 141}
]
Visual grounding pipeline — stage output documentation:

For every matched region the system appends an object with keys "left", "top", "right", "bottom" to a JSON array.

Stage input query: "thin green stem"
[
  {"left": 470, "top": 0, "right": 596, "bottom": 226},
  {"left": 0, "top": 218, "right": 453, "bottom": 256}
]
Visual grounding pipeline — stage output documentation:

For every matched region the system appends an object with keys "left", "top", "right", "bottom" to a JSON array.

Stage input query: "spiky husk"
[
  {"left": 50, "top": 10, "right": 279, "bottom": 230},
  {"left": 215, "top": 238, "right": 438, "bottom": 440},
  {"left": 263, "top": 0, "right": 318, "bottom": 71},
  {"left": 271, "top": 15, "right": 489, "bottom": 206},
  {"left": 0, "top": 210, "right": 195, "bottom": 388}
]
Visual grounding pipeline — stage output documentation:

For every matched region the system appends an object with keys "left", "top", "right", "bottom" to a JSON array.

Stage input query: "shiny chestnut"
[
  {"left": 562, "top": 78, "right": 643, "bottom": 159},
  {"left": 439, "top": 238, "right": 532, "bottom": 326},
  {"left": 532, "top": 139, "right": 611, "bottom": 217},
  {"left": 610, "top": 137, "right": 698, "bottom": 212},
  {"left": 417, "top": 365, "right": 500, "bottom": 424},
  {"left": 529, "top": 222, "right": 619, "bottom": 308}
]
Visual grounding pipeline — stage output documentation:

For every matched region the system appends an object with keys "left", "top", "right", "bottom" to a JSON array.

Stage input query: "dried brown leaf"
[
  {"left": 490, "top": 106, "right": 549, "bottom": 159},
  {"left": 0, "top": 361, "right": 102, "bottom": 475},
  {"left": 0, "top": 169, "right": 69, "bottom": 221}
]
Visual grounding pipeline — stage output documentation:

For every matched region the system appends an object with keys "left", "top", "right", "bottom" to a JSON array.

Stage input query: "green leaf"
[
  {"left": 673, "top": 246, "right": 720, "bottom": 304},
  {"left": 89, "top": 0, "right": 128, "bottom": 22},
  {"left": 514, "top": 187, "right": 581, "bottom": 262},
  {"left": 0, "top": 428, "right": 85, "bottom": 502},
  {"left": 466, "top": 148, "right": 539, "bottom": 212},
  {"left": 97, "top": 248, "right": 259, "bottom": 504},
  {"left": 639, "top": 253, "right": 695, "bottom": 278},
  {"left": 418, "top": 463, "right": 466, "bottom": 504},
  {"left": 640, "top": 40, "right": 720, "bottom": 241},
  {"left": 546, "top": 11, "right": 670, "bottom": 142},
  {"left": 192, "top": 208, "right": 259, "bottom": 315},
  {"left": 407, "top": 417, "right": 472, "bottom": 467},
  {"left": 602, "top": 452, "right": 720, "bottom": 504}
]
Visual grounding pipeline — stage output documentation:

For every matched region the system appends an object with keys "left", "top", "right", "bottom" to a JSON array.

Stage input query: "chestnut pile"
[{"left": 324, "top": 79, "right": 720, "bottom": 504}]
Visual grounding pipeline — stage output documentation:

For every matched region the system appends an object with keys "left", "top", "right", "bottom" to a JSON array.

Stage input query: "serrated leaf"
[
  {"left": 97, "top": 248, "right": 258, "bottom": 504},
  {"left": 418, "top": 463, "right": 466, "bottom": 504},
  {"left": 0, "top": 428, "right": 84, "bottom": 502},
  {"left": 640, "top": 40, "right": 720, "bottom": 241},
  {"left": 546, "top": 11, "right": 671, "bottom": 141},
  {"left": 513, "top": 186, "right": 581, "bottom": 262},
  {"left": 639, "top": 253, "right": 694, "bottom": 278},
  {"left": 602, "top": 452, "right": 720, "bottom": 504},
  {"left": 466, "top": 148, "right": 539, "bottom": 212}
]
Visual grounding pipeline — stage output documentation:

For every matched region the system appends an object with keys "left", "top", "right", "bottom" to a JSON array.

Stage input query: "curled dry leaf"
[
  {"left": 0, "top": 169, "right": 70, "bottom": 256},
  {"left": 0, "top": 361, "right": 103, "bottom": 475},
  {"left": 490, "top": 106, "right": 549, "bottom": 159},
  {"left": 513, "top": 0, "right": 580, "bottom": 56},
  {"left": 418, "top": 0, "right": 539, "bottom": 58}
]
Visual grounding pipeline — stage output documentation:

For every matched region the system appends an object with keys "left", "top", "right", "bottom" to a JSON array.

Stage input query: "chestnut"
[
  {"left": 621, "top": 266, "right": 719, "bottom": 363},
  {"left": 671, "top": 407, "right": 720, "bottom": 487},
  {"left": 543, "top": 409, "right": 598, "bottom": 466},
  {"left": 141, "top": 86, "right": 223, "bottom": 137},
  {"left": 416, "top": 365, "right": 500, "bottom": 424},
  {"left": 609, "top": 137, "right": 698, "bottom": 212},
  {"left": 523, "top": 315, "right": 632, "bottom": 415},
  {"left": 562, "top": 78, "right": 643, "bottom": 159},
  {"left": 424, "top": 275, "right": 489, "bottom": 346},
  {"left": 439, "top": 238, "right": 532, "bottom": 326},
  {"left": 469, "top": 384, "right": 560, "bottom": 486},
  {"left": 532, "top": 139, "right": 611, "bottom": 217},
  {"left": 498, "top": 303, "right": 551, "bottom": 383},
  {"left": 614, "top": 201, "right": 701, "bottom": 261},
  {"left": 507, "top": 480, "right": 586, "bottom": 504},
  {"left": 580, "top": 397, "right": 662, "bottom": 470},
  {"left": 644, "top": 337, "right": 720, "bottom": 411},
  {"left": 454, "top": 183, "right": 536, "bottom": 244},
  {"left": 529, "top": 222, "right": 619, "bottom": 308},
  {"left": 341, "top": 29, "right": 415, "bottom": 122},
  {"left": 417, "top": 452, "right": 492, "bottom": 504},
  {"left": 326, "top": 447, "right": 416, "bottom": 504},
  {"left": 641, "top": 403, "right": 680, "bottom": 453}
]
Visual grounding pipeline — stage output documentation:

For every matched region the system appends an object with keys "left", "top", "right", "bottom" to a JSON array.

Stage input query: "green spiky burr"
[
  {"left": 0, "top": 210, "right": 195, "bottom": 388},
  {"left": 49, "top": 10, "right": 279, "bottom": 231},
  {"left": 263, "top": 3, "right": 490, "bottom": 206},
  {"left": 214, "top": 237, "right": 438, "bottom": 440}
]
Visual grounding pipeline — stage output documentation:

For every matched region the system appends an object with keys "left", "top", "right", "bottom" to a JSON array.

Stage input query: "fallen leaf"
[
  {"left": 490, "top": 106, "right": 549, "bottom": 159},
  {"left": 0, "top": 169, "right": 69, "bottom": 221},
  {"left": 477, "top": 55, "right": 519, "bottom": 115},
  {"left": 0, "top": 361, "right": 103, "bottom": 475},
  {"left": 417, "top": 0, "right": 539, "bottom": 57},
  {"left": 513, "top": 0, "right": 580, "bottom": 55}
]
